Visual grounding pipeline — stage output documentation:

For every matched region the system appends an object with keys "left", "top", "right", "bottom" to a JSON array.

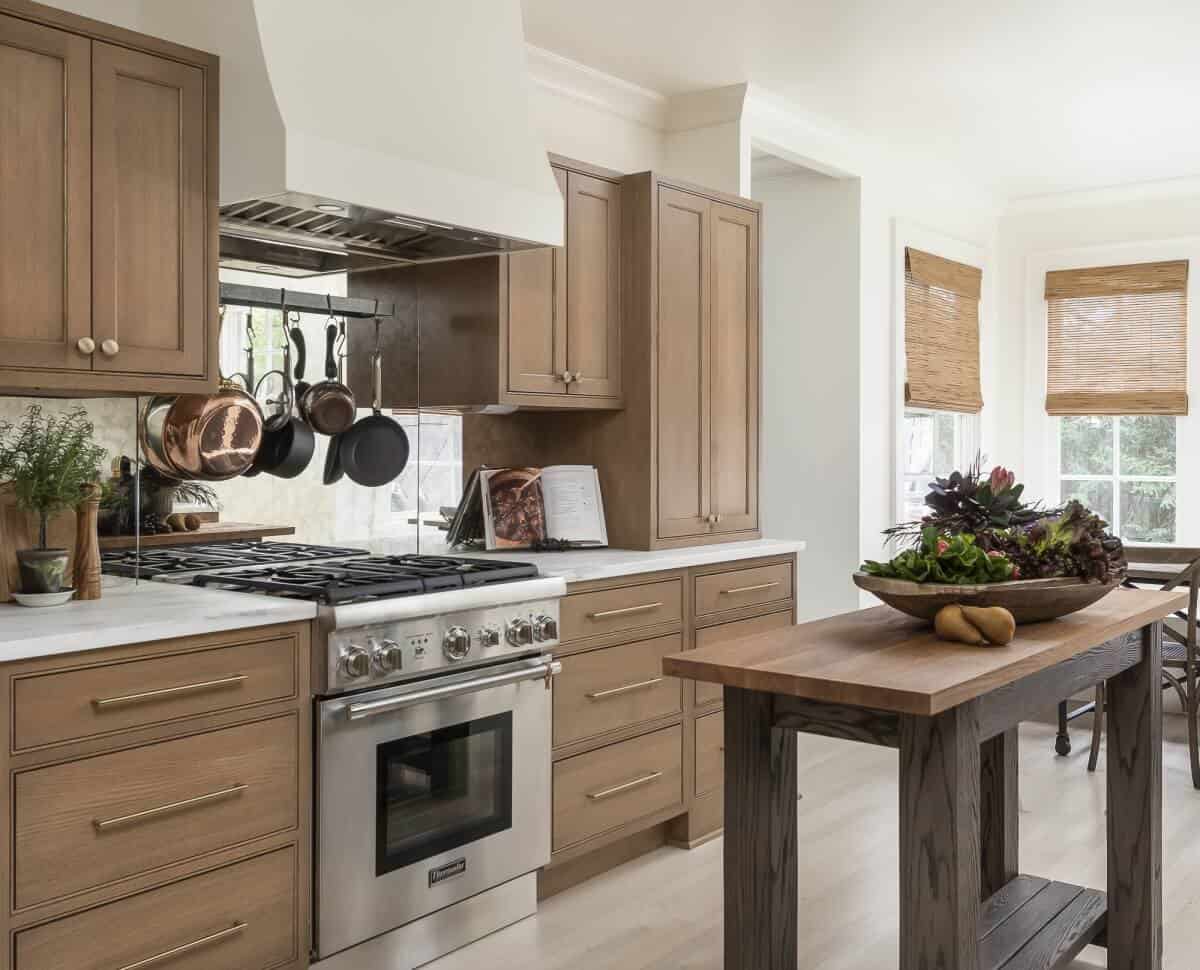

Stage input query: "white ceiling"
[{"left": 521, "top": 0, "right": 1200, "bottom": 199}]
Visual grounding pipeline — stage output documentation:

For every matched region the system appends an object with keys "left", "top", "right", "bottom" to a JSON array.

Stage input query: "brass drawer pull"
[
  {"left": 720, "top": 581, "right": 781, "bottom": 596},
  {"left": 93, "top": 784, "right": 249, "bottom": 831},
  {"left": 586, "top": 676, "right": 664, "bottom": 700},
  {"left": 92, "top": 674, "right": 249, "bottom": 709},
  {"left": 587, "top": 602, "right": 663, "bottom": 620},
  {"left": 114, "top": 921, "right": 247, "bottom": 970},
  {"left": 586, "top": 770, "right": 663, "bottom": 801}
]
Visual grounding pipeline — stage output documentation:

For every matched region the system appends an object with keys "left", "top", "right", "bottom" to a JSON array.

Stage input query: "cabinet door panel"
[
  {"left": 92, "top": 41, "right": 207, "bottom": 376},
  {"left": 656, "top": 187, "right": 711, "bottom": 539},
  {"left": 0, "top": 15, "right": 90, "bottom": 370},
  {"left": 507, "top": 166, "right": 567, "bottom": 394},
  {"left": 566, "top": 171, "right": 621, "bottom": 398},
  {"left": 709, "top": 202, "right": 759, "bottom": 533}
]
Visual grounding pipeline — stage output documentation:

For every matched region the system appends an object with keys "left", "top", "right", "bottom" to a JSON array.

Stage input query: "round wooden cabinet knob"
[
  {"left": 76, "top": 337, "right": 96, "bottom": 355},
  {"left": 100, "top": 338, "right": 120, "bottom": 357}
]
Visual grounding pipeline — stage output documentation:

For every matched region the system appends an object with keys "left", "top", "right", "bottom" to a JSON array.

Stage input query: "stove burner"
[
  {"left": 189, "top": 555, "right": 539, "bottom": 604},
  {"left": 101, "top": 540, "right": 367, "bottom": 578}
]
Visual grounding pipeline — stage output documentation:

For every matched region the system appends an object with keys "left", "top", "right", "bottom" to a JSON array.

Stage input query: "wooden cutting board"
[{"left": 0, "top": 487, "right": 76, "bottom": 602}]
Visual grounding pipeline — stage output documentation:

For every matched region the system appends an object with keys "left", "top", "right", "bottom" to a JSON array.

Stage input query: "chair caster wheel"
[{"left": 1055, "top": 735, "right": 1071, "bottom": 756}]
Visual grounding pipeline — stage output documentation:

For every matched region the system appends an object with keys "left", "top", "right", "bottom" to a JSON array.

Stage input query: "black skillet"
[{"left": 339, "top": 344, "right": 409, "bottom": 488}]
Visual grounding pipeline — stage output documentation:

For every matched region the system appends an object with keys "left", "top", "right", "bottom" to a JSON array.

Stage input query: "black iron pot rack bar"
[{"left": 219, "top": 282, "right": 398, "bottom": 320}]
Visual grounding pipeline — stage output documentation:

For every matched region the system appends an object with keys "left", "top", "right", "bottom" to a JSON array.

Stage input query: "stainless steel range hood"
[{"left": 144, "top": 0, "right": 564, "bottom": 277}]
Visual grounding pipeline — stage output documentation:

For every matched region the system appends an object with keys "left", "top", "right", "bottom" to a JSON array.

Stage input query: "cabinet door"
[
  {"left": 0, "top": 15, "right": 91, "bottom": 371},
  {"left": 708, "top": 202, "right": 759, "bottom": 534},
  {"left": 566, "top": 171, "right": 621, "bottom": 398},
  {"left": 506, "top": 166, "right": 567, "bottom": 394},
  {"left": 656, "top": 187, "right": 711, "bottom": 539},
  {"left": 92, "top": 42, "right": 208, "bottom": 377}
]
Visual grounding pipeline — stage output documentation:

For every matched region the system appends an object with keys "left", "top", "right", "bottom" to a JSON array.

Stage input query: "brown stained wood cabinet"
[
  {"left": 592, "top": 173, "right": 761, "bottom": 550},
  {"left": 0, "top": 2, "right": 218, "bottom": 396}
]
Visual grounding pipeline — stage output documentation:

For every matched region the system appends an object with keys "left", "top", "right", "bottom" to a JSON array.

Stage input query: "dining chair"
[{"left": 1055, "top": 545, "right": 1200, "bottom": 788}]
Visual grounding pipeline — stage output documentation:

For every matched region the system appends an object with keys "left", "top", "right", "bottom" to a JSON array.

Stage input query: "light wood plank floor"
[{"left": 431, "top": 718, "right": 1199, "bottom": 969}]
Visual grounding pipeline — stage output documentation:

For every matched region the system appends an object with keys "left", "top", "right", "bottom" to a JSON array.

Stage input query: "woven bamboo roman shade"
[
  {"left": 1045, "top": 260, "right": 1189, "bottom": 415},
  {"left": 904, "top": 247, "right": 984, "bottom": 412}
]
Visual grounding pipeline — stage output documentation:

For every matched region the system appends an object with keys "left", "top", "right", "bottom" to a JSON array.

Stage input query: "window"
[
  {"left": 900, "top": 409, "right": 979, "bottom": 522},
  {"left": 1059, "top": 415, "right": 1177, "bottom": 543}
]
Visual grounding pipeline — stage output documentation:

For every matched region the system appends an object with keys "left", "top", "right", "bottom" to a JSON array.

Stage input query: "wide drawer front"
[
  {"left": 695, "top": 710, "right": 724, "bottom": 797},
  {"left": 14, "top": 714, "right": 298, "bottom": 909},
  {"left": 560, "top": 579, "right": 683, "bottom": 642},
  {"left": 552, "top": 724, "right": 683, "bottom": 852},
  {"left": 694, "top": 609, "right": 793, "bottom": 707},
  {"left": 554, "top": 634, "right": 683, "bottom": 748},
  {"left": 13, "top": 633, "right": 299, "bottom": 750},
  {"left": 694, "top": 561, "right": 793, "bottom": 618},
  {"left": 15, "top": 846, "right": 297, "bottom": 970}
]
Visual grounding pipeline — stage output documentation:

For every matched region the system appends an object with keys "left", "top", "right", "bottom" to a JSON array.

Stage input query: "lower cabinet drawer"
[
  {"left": 15, "top": 846, "right": 297, "bottom": 970},
  {"left": 694, "top": 610, "right": 793, "bottom": 707},
  {"left": 553, "top": 634, "right": 683, "bottom": 747},
  {"left": 695, "top": 710, "right": 725, "bottom": 797},
  {"left": 694, "top": 560, "right": 793, "bottom": 617},
  {"left": 560, "top": 579, "right": 683, "bottom": 642},
  {"left": 14, "top": 715, "right": 298, "bottom": 909},
  {"left": 552, "top": 724, "right": 683, "bottom": 851}
]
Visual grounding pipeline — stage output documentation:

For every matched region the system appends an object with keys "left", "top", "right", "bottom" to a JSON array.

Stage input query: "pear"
[
  {"left": 934, "top": 604, "right": 986, "bottom": 645},
  {"left": 961, "top": 605, "right": 1017, "bottom": 645}
]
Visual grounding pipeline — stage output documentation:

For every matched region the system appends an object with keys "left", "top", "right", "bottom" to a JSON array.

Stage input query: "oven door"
[{"left": 316, "top": 653, "right": 557, "bottom": 958}]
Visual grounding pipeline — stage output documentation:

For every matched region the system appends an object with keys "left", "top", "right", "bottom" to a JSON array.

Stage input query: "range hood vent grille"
[{"left": 219, "top": 193, "right": 547, "bottom": 278}]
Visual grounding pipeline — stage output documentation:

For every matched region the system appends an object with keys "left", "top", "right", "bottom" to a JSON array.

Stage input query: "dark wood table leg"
[
  {"left": 980, "top": 727, "right": 1019, "bottom": 899},
  {"left": 724, "top": 686, "right": 798, "bottom": 970},
  {"left": 1056, "top": 700, "right": 1072, "bottom": 755},
  {"left": 899, "top": 701, "right": 982, "bottom": 970},
  {"left": 1106, "top": 621, "right": 1163, "bottom": 970}
]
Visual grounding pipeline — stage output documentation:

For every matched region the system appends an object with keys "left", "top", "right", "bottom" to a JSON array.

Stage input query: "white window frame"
[
  {"left": 1056, "top": 416, "right": 1178, "bottom": 544},
  {"left": 1023, "top": 237, "right": 1199, "bottom": 546},
  {"left": 891, "top": 219, "right": 991, "bottom": 525},
  {"left": 899, "top": 408, "right": 980, "bottom": 522}
]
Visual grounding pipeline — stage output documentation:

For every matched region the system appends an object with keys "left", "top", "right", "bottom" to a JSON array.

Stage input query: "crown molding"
[
  {"left": 525, "top": 44, "right": 668, "bottom": 131},
  {"left": 1008, "top": 173, "right": 1200, "bottom": 212}
]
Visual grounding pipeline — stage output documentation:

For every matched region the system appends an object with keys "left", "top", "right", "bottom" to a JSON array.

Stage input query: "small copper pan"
[{"left": 140, "top": 382, "right": 264, "bottom": 481}]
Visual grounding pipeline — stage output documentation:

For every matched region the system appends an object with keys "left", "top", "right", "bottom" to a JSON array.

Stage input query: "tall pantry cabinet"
[{"left": 593, "top": 173, "right": 761, "bottom": 549}]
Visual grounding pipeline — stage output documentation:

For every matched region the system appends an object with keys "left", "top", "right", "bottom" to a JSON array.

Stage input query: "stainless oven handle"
[{"left": 345, "top": 657, "right": 562, "bottom": 721}]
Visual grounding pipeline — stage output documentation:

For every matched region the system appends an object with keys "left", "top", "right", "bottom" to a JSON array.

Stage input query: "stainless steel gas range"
[{"left": 103, "top": 541, "right": 564, "bottom": 967}]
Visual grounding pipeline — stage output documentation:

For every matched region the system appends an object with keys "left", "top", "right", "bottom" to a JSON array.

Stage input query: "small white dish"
[{"left": 12, "top": 588, "right": 75, "bottom": 608}]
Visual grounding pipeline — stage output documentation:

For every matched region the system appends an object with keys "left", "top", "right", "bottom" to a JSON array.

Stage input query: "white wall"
[
  {"left": 530, "top": 85, "right": 664, "bottom": 173},
  {"left": 753, "top": 171, "right": 861, "bottom": 619}
]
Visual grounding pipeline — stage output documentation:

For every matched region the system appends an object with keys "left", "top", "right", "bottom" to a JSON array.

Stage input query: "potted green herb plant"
[{"left": 0, "top": 405, "right": 106, "bottom": 595}]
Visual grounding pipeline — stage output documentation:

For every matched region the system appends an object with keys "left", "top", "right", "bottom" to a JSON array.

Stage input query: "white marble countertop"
[
  {"left": 0, "top": 576, "right": 317, "bottom": 663},
  {"left": 440, "top": 538, "right": 805, "bottom": 584}
]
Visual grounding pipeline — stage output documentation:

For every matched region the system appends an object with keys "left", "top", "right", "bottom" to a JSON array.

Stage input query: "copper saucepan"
[{"left": 139, "top": 381, "right": 264, "bottom": 481}]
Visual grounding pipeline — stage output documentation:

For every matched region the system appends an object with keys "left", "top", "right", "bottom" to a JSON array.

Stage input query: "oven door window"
[{"left": 375, "top": 711, "right": 513, "bottom": 876}]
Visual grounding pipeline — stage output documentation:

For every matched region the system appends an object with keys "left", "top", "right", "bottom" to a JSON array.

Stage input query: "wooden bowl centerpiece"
[{"left": 852, "top": 572, "right": 1120, "bottom": 623}]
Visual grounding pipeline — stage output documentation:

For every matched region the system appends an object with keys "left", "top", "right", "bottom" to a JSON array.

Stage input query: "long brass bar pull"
[
  {"left": 586, "top": 771, "right": 663, "bottom": 801},
  {"left": 720, "top": 582, "right": 781, "bottom": 596},
  {"left": 586, "top": 677, "right": 664, "bottom": 700},
  {"left": 587, "top": 602, "right": 663, "bottom": 620},
  {"left": 92, "top": 674, "right": 249, "bottom": 709},
  {"left": 114, "top": 922, "right": 247, "bottom": 970},
  {"left": 93, "top": 784, "right": 249, "bottom": 831}
]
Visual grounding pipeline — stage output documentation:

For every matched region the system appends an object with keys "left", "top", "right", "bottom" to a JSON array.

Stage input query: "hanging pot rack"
[{"left": 218, "top": 282, "right": 399, "bottom": 321}]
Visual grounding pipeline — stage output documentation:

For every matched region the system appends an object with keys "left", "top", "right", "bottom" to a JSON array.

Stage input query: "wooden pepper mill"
[{"left": 73, "top": 483, "right": 102, "bottom": 601}]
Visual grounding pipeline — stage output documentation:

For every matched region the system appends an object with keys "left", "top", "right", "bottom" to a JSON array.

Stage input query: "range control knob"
[
  {"left": 341, "top": 646, "right": 371, "bottom": 679},
  {"left": 373, "top": 639, "right": 403, "bottom": 673},
  {"left": 479, "top": 626, "right": 502, "bottom": 649},
  {"left": 506, "top": 618, "right": 534, "bottom": 648},
  {"left": 533, "top": 615, "right": 559, "bottom": 642},
  {"left": 443, "top": 626, "right": 472, "bottom": 661}
]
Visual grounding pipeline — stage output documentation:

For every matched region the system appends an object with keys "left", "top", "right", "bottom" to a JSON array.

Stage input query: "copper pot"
[{"left": 139, "top": 382, "right": 264, "bottom": 481}]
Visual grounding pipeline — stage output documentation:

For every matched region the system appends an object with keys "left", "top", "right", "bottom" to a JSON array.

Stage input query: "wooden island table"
[{"left": 663, "top": 588, "right": 1185, "bottom": 970}]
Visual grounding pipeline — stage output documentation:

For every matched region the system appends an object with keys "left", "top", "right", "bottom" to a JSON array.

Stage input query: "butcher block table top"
[{"left": 663, "top": 587, "right": 1187, "bottom": 716}]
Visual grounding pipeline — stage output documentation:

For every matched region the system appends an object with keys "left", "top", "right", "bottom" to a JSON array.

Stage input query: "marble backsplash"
[{"left": 0, "top": 395, "right": 458, "bottom": 553}]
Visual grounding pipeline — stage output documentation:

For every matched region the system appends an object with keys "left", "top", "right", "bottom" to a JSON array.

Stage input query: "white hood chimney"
[{"left": 143, "top": 0, "right": 563, "bottom": 273}]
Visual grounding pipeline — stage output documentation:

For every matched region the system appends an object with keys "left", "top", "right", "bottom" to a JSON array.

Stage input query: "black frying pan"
[
  {"left": 339, "top": 349, "right": 409, "bottom": 487},
  {"left": 259, "top": 326, "right": 315, "bottom": 479}
]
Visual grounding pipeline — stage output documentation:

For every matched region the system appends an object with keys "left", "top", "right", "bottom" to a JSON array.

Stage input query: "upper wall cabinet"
[
  {"left": 591, "top": 174, "right": 761, "bottom": 550},
  {"left": 0, "top": 5, "right": 217, "bottom": 396}
]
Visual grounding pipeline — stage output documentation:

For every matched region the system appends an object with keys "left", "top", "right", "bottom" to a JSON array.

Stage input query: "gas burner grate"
[{"left": 101, "top": 540, "right": 367, "bottom": 578}]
